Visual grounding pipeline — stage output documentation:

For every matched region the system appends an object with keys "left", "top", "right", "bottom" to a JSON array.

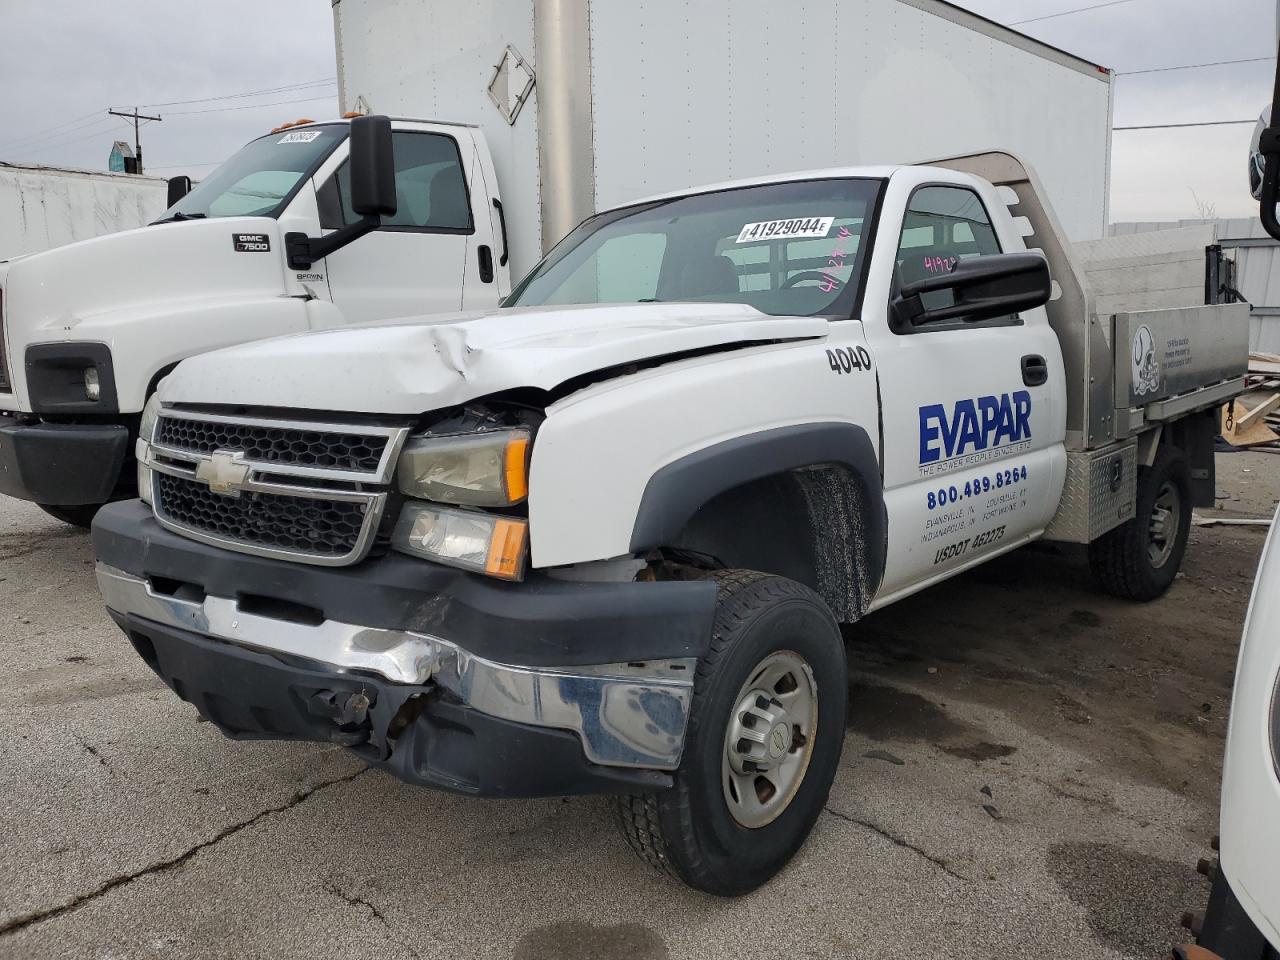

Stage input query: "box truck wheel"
[
  {"left": 614, "top": 570, "right": 847, "bottom": 895},
  {"left": 1088, "top": 448, "right": 1192, "bottom": 601},
  {"left": 37, "top": 503, "right": 100, "bottom": 529}
]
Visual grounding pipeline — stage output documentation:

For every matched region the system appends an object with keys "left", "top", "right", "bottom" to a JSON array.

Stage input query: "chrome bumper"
[{"left": 96, "top": 563, "right": 695, "bottom": 770}]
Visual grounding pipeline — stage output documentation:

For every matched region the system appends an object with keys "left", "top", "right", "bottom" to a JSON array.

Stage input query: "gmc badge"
[{"left": 233, "top": 234, "right": 270, "bottom": 253}]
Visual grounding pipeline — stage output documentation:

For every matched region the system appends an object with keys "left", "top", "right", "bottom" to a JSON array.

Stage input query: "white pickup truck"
[{"left": 92, "top": 150, "right": 1249, "bottom": 894}]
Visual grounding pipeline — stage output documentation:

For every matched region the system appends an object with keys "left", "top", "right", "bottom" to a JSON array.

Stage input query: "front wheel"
[
  {"left": 1088, "top": 447, "right": 1192, "bottom": 601},
  {"left": 615, "top": 570, "right": 847, "bottom": 895},
  {"left": 37, "top": 503, "right": 101, "bottom": 529}
]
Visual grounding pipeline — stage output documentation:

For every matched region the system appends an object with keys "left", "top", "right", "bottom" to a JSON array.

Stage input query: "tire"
[
  {"left": 614, "top": 570, "right": 848, "bottom": 895},
  {"left": 37, "top": 503, "right": 101, "bottom": 529},
  {"left": 1088, "top": 447, "right": 1192, "bottom": 601}
]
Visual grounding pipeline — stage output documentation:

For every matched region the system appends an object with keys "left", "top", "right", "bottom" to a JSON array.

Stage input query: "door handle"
[
  {"left": 492, "top": 198, "right": 509, "bottom": 267},
  {"left": 1021, "top": 354, "right": 1048, "bottom": 387},
  {"left": 478, "top": 244, "right": 495, "bottom": 284}
]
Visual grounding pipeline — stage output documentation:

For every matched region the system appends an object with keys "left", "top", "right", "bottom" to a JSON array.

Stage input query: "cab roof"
[{"left": 609, "top": 166, "right": 909, "bottom": 213}]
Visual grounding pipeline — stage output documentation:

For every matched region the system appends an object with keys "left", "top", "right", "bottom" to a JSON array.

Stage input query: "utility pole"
[{"left": 108, "top": 107, "right": 162, "bottom": 174}]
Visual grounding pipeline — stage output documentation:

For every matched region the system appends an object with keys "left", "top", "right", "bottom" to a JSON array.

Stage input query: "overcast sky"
[{"left": 0, "top": 0, "right": 1273, "bottom": 226}]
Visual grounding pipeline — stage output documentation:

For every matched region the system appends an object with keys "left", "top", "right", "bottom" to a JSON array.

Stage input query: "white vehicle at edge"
[
  {"left": 1192, "top": 508, "right": 1280, "bottom": 958},
  {"left": 94, "top": 154, "right": 1249, "bottom": 894}
]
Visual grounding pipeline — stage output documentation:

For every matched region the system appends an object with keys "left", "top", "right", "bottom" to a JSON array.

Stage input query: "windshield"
[
  {"left": 508, "top": 178, "right": 883, "bottom": 317},
  {"left": 158, "top": 125, "right": 346, "bottom": 221}
]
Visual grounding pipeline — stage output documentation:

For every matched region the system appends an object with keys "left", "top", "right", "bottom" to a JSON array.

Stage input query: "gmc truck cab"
[
  {"left": 0, "top": 116, "right": 508, "bottom": 526},
  {"left": 92, "top": 152, "right": 1248, "bottom": 894}
]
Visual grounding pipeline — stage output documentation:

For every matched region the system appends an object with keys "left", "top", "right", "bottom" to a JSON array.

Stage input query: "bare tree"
[{"left": 1190, "top": 188, "right": 1218, "bottom": 221}]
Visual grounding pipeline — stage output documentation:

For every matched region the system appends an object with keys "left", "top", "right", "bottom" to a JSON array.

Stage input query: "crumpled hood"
[{"left": 161, "top": 301, "right": 829, "bottom": 414}]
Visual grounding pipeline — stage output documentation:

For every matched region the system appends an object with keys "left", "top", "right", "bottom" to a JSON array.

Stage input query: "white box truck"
[
  {"left": 0, "top": 163, "right": 169, "bottom": 261},
  {"left": 94, "top": 148, "right": 1247, "bottom": 893},
  {"left": 0, "top": 0, "right": 1112, "bottom": 527}
]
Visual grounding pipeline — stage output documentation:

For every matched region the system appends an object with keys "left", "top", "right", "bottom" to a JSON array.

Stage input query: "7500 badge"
[{"left": 233, "top": 233, "right": 270, "bottom": 253}]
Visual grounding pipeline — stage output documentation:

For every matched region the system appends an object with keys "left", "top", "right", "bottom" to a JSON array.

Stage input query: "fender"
[{"left": 629, "top": 422, "right": 887, "bottom": 621}]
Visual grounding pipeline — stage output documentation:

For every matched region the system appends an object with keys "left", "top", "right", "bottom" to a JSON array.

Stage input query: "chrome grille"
[
  {"left": 156, "top": 416, "right": 388, "bottom": 473},
  {"left": 145, "top": 410, "right": 409, "bottom": 567},
  {"left": 156, "top": 473, "right": 369, "bottom": 557}
]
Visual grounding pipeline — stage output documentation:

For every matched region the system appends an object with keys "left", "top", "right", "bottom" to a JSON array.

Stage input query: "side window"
[
  {"left": 894, "top": 185, "right": 1005, "bottom": 329},
  {"left": 320, "top": 132, "right": 473, "bottom": 232},
  {"left": 542, "top": 233, "right": 668, "bottom": 305}
]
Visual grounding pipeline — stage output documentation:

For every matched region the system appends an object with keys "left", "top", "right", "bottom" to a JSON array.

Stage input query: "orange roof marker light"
[{"left": 269, "top": 118, "right": 317, "bottom": 134}]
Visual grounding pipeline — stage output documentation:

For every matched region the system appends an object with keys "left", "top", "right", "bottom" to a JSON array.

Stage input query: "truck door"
[
  {"left": 866, "top": 183, "right": 1064, "bottom": 602},
  {"left": 318, "top": 130, "right": 477, "bottom": 324}
]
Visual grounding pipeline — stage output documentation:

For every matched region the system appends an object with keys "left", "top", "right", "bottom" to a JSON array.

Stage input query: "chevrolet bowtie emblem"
[{"left": 195, "top": 450, "right": 251, "bottom": 496}]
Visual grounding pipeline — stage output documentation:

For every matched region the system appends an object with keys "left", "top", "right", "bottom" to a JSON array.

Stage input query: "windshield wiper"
[{"left": 150, "top": 211, "right": 207, "bottom": 225}]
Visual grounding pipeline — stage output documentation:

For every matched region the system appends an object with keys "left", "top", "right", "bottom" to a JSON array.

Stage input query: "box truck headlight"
[
  {"left": 83, "top": 367, "right": 100, "bottom": 401},
  {"left": 136, "top": 393, "right": 162, "bottom": 506},
  {"left": 396, "top": 429, "right": 530, "bottom": 507},
  {"left": 392, "top": 503, "right": 528, "bottom": 581}
]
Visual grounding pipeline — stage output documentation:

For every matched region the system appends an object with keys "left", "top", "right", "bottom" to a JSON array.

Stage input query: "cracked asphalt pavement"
[{"left": 3, "top": 451, "right": 1276, "bottom": 960}]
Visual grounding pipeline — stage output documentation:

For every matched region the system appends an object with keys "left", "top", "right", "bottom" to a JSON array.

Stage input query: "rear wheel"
[
  {"left": 614, "top": 570, "right": 847, "bottom": 895},
  {"left": 1088, "top": 447, "right": 1192, "bottom": 601},
  {"left": 37, "top": 503, "right": 100, "bottom": 529}
]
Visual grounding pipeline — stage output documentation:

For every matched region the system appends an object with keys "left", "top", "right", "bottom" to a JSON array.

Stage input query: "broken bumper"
[{"left": 92, "top": 501, "right": 717, "bottom": 797}]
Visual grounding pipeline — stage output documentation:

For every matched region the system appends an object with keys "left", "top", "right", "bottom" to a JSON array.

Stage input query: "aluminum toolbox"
[{"left": 1043, "top": 441, "right": 1137, "bottom": 544}]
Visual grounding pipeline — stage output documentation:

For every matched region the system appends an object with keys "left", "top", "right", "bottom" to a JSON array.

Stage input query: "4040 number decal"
[{"left": 826, "top": 346, "right": 872, "bottom": 375}]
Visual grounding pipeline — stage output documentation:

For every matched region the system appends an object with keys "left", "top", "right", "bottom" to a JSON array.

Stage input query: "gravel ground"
[{"left": 1, "top": 451, "right": 1276, "bottom": 960}]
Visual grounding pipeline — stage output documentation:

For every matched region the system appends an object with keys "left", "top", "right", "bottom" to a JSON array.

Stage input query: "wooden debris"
[{"left": 1221, "top": 398, "right": 1280, "bottom": 448}]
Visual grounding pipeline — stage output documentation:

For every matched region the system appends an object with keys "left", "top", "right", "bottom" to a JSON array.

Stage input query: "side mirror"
[
  {"left": 166, "top": 175, "right": 192, "bottom": 207},
  {"left": 1250, "top": 110, "right": 1268, "bottom": 202},
  {"left": 890, "top": 253, "right": 1051, "bottom": 332},
  {"left": 284, "top": 115, "right": 398, "bottom": 270},
  {"left": 347, "top": 114, "right": 397, "bottom": 218}
]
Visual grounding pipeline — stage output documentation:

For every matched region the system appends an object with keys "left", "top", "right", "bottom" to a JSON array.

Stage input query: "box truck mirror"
[
  {"left": 347, "top": 114, "right": 397, "bottom": 218},
  {"left": 889, "top": 253, "right": 1051, "bottom": 332},
  {"left": 284, "top": 115, "right": 397, "bottom": 270},
  {"left": 166, "top": 176, "right": 193, "bottom": 207},
  {"left": 1255, "top": 42, "right": 1280, "bottom": 240}
]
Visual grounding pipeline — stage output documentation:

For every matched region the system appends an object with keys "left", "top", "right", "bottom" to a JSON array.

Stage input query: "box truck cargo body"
[
  {"left": 0, "top": 164, "right": 168, "bottom": 260},
  {"left": 333, "top": 0, "right": 1115, "bottom": 278}
]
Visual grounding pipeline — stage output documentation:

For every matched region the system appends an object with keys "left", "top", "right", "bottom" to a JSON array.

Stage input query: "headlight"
[
  {"left": 84, "top": 367, "right": 100, "bottom": 401},
  {"left": 392, "top": 502, "right": 528, "bottom": 581},
  {"left": 396, "top": 428, "right": 530, "bottom": 507}
]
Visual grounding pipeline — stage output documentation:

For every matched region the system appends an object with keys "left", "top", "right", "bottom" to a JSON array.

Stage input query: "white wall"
[
  {"left": 334, "top": 0, "right": 544, "bottom": 278},
  {"left": 0, "top": 166, "right": 168, "bottom": 261},
  {"left": 589, "top": 0, "right": 1113, "bottom": 241}
]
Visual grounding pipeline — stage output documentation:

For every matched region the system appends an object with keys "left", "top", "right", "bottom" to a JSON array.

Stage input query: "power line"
[
  {"left": 1113, "top": 119, "right": 1257, "bottom": 131},
  {"left": 1117, "top": 55, "right": 1276, "bottom": 76},
  {"left": 0, "top": 111, "right": 114, "bottom": 153},
  {"left": 137, "top": 77, "right": 336, "bottom": 109},
  {"left": 16, "top": 119, "right": 124, "bottom": 159},
  {"left": 1010, "top": 0, "right": 1138, "bottom": 26},
  {"left": 0, "top": 76, "right": 337, "bottom": 154},
  {"left": 164, "top": 93, "right": 334, "bottom": 117}
]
